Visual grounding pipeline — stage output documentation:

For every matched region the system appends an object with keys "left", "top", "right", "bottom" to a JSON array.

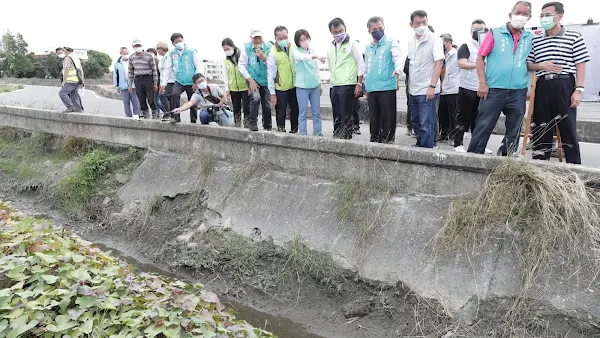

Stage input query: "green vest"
[
  {"left": 272, "top": 44, "right": 296, "bottom": 91},
  {"left": 327, "top": 39, "right": 358, "bottom": 86},
  {"left": 224, "top": 58, "right": 248, "bottom": 92}
]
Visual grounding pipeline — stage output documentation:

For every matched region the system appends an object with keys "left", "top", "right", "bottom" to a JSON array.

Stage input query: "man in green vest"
[
  {"left": 267, "top": 26, "right": 299, "bottom": 133},
  {"left": 160, "top": 33, "right": 201, "bottom": 123},
  {"left": 239, "top": 29, "right": 273, "bottom": 131},
  {"left": 327, "top": 18, "right": 365, "bottom": 139}
]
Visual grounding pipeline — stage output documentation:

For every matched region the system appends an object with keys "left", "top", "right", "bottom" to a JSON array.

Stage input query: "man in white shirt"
[
  {"left": 327, "top": 17, "right": 365, "bottom": 139},
  {"left": 407, "top": 10, "right": 445, "bottom": 148},
  {"left": 156, "top": 41, "right": 175, "bottom": 121}
]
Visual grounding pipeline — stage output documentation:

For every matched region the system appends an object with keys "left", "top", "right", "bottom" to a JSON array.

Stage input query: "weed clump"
[
  {"left": 333, "top": 179, "right": 394, "bottom": 247},
  {"left": 59, "top": 136, "right": 97, "bottom": 157},
  {"left": 433, "top": 159, "right": 600, "bottom": 317},
  {"left": 199, "top": 153, "right": 216, "bottom": 178}
]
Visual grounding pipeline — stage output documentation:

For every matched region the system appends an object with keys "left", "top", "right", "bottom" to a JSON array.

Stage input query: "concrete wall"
[{"left": 2, "top": 106, "right": 600, "bottom": 322}]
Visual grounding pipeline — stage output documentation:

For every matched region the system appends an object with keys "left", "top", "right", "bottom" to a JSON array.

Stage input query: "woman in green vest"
[
  {"left": 222, "top": 38, "right": 250, "bottom": 128},
  {"left": 292, "top": 29, "right": 326, "bottom": 136}
]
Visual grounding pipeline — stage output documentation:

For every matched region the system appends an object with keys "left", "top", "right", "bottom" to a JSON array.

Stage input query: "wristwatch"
[
  {"left": 429, "top": 84, "right": 436, "bottom": 88},
  {"left": 575, "top": 86, "right": 585, "bottom": 92}
]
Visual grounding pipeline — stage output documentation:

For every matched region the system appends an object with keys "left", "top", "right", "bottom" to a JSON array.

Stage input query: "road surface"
[{"left": 1, "top": 85, "right": 599, "bottom": 168}]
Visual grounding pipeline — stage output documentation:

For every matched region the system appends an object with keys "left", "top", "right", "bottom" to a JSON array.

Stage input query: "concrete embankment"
[{"left": 2, "top": 106, "right": 600, "bottom": 330}]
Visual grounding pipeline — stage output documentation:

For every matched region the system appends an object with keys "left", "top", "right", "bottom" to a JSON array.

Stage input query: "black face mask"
[{"left": 472, "top": 28, "right": 489, "bottom": 41}]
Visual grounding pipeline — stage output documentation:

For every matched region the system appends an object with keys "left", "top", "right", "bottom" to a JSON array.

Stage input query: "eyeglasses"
[{"left": 540, "top": 13, "right": 556, "bottom": 18}]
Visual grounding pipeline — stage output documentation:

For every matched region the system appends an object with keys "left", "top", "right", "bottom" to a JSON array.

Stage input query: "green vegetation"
[
  {"left": 433, "top": 159, "right": 600, "bottom": 319},
  {"left": 199, "top": 153, "right": 217, "bottom": 178},
  {"left": 0, "top": 201, "right": 276, "bottom": 337},
  {"left": 0, "top": 85, "right": 23, "bottom": 93},
  {"left": 333, "top": 179, "right": 394, "bottom": 247},
  {"left": 0, "top": 128, "right": 143, "bottom": 219}
]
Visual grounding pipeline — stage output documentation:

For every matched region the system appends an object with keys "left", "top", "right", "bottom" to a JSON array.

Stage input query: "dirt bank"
[{"left": 2, "top": 128, "right": 600, "bottom": 337}]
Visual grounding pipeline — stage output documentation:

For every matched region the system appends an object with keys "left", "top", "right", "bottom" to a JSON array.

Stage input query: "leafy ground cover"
[{"left": 0, "top": 200, "right": 276, "bottom": 337}]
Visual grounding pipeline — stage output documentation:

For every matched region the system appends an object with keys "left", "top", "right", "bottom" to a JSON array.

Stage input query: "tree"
[
  {"left": 34, "top": 53, "right": 62, "bottom": 79},
  {"left": 0, "top": 31, "right": 35, "bottom": 78},
  {"left": 81, "top": 50, "right": 111, "bottom": 79}
]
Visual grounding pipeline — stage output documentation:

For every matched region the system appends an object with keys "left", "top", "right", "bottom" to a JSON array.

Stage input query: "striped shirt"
[
  {"left": 128, "top": 51, "right": 158, "bottom": 84},
  {"left": 527, "top": 26, "right": 591, "bottom": 77}
]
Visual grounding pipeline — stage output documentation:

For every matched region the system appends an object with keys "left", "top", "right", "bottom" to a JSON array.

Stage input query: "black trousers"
[
  {"left": 159, "top": 83, "right": 174, "bottom": 114},
  {"left": 172, "top": 82, "right": 197, "bottom": 123},
  {"left": 353, "top": 97, "right": 360, "bottom": 129},
  {"left": 231, "top": 90, "right": 250, "bottom": 127},
  {"left": 275, "top": 88, "right": 299, "bottom": 132},
  {"left": 438, "top": 94, "right": 458, "bottom": 137},
  {"left": 405, "top": 84, "right": 412, "bottom": 130},
  {"left": 532, "top": 75, "right": 580, "bottom": 164},
  {"left": 250, "top": 86, "right": 272, "bottom": 129},
  {"left": 451, "top": 87, "right": 480, "bottom": 147},
  {"left": 368, "top": 90, "right": 397, "bottom": 143},
  {"left": 330, "top": 85, "right": 355, "bottom": 139},
  {"left": 134, "top": 75, "right": 156, "bottom": 112}
]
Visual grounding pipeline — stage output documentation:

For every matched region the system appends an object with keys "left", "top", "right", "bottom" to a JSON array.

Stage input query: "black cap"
[{"left": 64, "top": 47, "right": 74, "bottom": 51}]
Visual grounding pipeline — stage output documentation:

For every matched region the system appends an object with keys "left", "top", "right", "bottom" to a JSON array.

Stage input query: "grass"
[
  {"left": 333, "top": 178, "right": 394, "bottom": 248},
  {"left": 432, "top": 159, "right": 600, "bottom": 320},
  {"left": 199, "top": 152, "right": 217, "bottom": 178},
  {"left": 0, "top": 84, "right": 23, "bottom": 93}
]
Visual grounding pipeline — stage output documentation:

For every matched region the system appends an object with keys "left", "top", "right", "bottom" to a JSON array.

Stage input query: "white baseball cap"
[
  {"left": 132, "top": 39, "right": 143, "bottom": 46},
  {"left": 250, "top": 29, "right": 263, "bottom": 38}
]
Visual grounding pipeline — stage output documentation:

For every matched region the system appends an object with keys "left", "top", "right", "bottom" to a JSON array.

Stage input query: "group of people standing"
[{"left": 103, "top": 0, "right": 590, "bottom": 165}]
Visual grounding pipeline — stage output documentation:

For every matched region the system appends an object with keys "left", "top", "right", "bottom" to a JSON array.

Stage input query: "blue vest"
[
  {"left": 365, "top": 35, "right": 397, "bottom": 92},
  {"left": 485, "top": 25, "right": 533, "bottom": 89},
  {"left": 170, "top": 46, "right": 196, "bottom": 86},
  {"left": 294, "top": 47, "right": 320, "bottom": 89},
  {"left": 244, "top": 42, "right": 272, "bottom": 87}
]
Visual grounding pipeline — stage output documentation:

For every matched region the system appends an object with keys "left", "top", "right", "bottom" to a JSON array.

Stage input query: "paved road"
[{"left": 1, "top": 85, "right": 599, "bottom": 168}]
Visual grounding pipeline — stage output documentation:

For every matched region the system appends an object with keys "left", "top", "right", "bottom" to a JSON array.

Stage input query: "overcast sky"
[{"left": 2, "top": 0, "right": 598, "bottom": 64}]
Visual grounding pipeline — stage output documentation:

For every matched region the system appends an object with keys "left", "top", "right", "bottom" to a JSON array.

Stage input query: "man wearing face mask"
[
  {"left": 267, "top": 26, "right": 299, "bottom": 133},
  {"left": 128, "top": 39, "right": 158, "bottom": 119},
  {"left": 160, "top": 33, "right": 202, "bottom": 124},
  {"left": 364, "top": 16, "right": 404, "bottom": 144},
  {"left": 467, "top": 1, "right": 534, "bottom": 156},
  {"left": 450, "top": 20, "right": 492, "bottom": 153},
  {"left": 407, "top": 10, "right": 445, "bottom": 149},
  {"left": 526, "top": 2, "right": 591, "bottom": 164},
  {"left": 327, "top": 17, "right": 365, "bottom": 140},
  {"left": 438, "top": 33, "right": 460, "bottom": 142},
  {"left": 239, "top": 29, "right": 274, "bottom": 131},
  {"left": 113, "top": 47, "right": 141, "bottom": 118},
  {"left": 156, "top": 41, "right": 175, "bottom": 120},
  {"left": 56, "top": 48, "right": 66, "bottom": 81}
]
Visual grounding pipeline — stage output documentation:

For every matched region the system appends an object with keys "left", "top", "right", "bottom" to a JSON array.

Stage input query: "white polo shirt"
[{"left": 407, "top": 30, "right": 445, "bottom": 96}]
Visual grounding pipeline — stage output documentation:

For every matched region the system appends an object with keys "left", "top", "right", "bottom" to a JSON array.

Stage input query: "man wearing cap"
[
  {"left": 239, "top": 29, "right": 274, "bottom": 130},
  {"left": 128, "top": 39, "right": 158, "bottom": 119},
  {"left": 59, "top": 47, "right": 84, "bottom": 113},
  {"left": 156, "top": 41, "right": 175, "bottom": 120},
  {"left": 113, "top": 47, "right": 141, "bottom": 118},
  {"left": 161, "top": 33, "right": 202, "bottom": 123}
]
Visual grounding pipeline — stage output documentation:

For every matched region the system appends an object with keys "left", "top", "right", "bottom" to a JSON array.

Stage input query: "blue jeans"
[
  {"left": 467, "top": 88, "right": 527, "bottom": 155},
  {"left": 409, "top": 94, "right": 439, "bottom": 148},
  {"left": 154, "top": 92, "right": 164, "bottom": 113},
  {"left": 296, "top": 87, "right": 322, "bottom": 136},
  {"left": 199, "top": 109, "right": 234, "bottom": 127},
  {"left": 120, "top": 89, "right": 141, "bottom": 117}
]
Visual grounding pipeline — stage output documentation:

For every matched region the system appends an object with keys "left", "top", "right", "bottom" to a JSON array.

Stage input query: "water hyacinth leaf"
[
  {"left": 0, "top": 319, "right": 8, "bottom": 332},
  {"left": 67, "top": 308, "right": 86, "bottom": 320},
  {"left": 5, "top": 265, "right": 27, "bottom": 279},
  {"left": 41, "top": 274, "right": 60, "bottom": 284},
  {"left": 6, "top": 319, "right": 38, "bottom": 338},
  {"left": 75, "top": 296, "right": 97, "bottom": 308},
  {"left": 34, "top": 252, "right": 58, "bottom": 265}
]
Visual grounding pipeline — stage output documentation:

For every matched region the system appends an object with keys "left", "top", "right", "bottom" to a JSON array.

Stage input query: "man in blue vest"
[
  {"left": 364, "top": 16, "right": 404, "bottom": 143},
  {"left": 160, "top": 33, "right": 201, "bottom": 123},
  {"left": 239, "top": 29, "right": 273, "bottom": 131},
  {"left": 467, "top": 1, "right": 534, "bottom": 155}
]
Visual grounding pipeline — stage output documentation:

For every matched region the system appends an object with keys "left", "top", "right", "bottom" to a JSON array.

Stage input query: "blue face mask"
[
  {"left": 277, "top": 39, "right": 289, "bottom": 48},
  {"left": 371, "top": 30, "right": 385, "bottom": 41}
]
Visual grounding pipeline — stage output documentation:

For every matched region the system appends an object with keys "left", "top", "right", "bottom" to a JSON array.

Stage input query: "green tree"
[
  {"left": 0, "top": 31, "right": 35, "bottom": 78},
  {"left": 81, "top": 50, "right": 111, "bottom": 79},
  {"left": 87, "top": 50, "right": 111, "bottom": 69},
  {"left": 35, "top": 52, "right": 61, "bottom": 79}
]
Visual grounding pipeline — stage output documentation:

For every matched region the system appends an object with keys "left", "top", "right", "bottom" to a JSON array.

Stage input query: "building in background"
[
  {"left": 199, "top": 59, "right": 225, "bottom": 82},
  {"left": 33, "top": 48, "right": 88, "bottom": 61}
]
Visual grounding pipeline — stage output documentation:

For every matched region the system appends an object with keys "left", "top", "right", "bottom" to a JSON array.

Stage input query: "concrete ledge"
[{"left": 1, "top": 106, "right": 599, "bottom": 193}]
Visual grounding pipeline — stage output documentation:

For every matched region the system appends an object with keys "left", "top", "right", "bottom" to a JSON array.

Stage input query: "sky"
[{"left": 1, "top": 0, "right": 598, "bottom": 64}]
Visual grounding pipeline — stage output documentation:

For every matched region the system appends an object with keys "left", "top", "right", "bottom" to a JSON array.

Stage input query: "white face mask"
[
  {"left": 121, "top": 55, "right": 129, "bottom": 61},
  {"left": 300, "top": 40, "right": 310, "bottom": 50},
  {"left": 58, "top": 53, "right": 66, "bottom": 59},
  {"left": 510, "top": 15, "right": 529, "bottom": 29},
  {"left": 198, "top": 82, "right": 208, "bottom": 90},
  {"left": 175, "top": 42, "right": 185, "bottom": 50},
  {"left": 414, "top": 26, "right": 428, "bottom": 36},
  {"left": 134, "top": 47, "right": 143, "bottom": 53},
  {"left": 224, "top": 49, "right": 234, "bottom": 57}
]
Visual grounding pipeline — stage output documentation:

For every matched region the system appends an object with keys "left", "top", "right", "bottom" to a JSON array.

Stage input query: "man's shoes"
[
  {"left": 161, "top": 113, "right": 171, "bottom": 122},
  {"left": 132, "top": 115, "right": 141, "bottom": 120},
  {"left": 485, "top": 148, "right": 493, "bottom": 154},
  {"left": 289, "top": 129, "right": 297, "bottom": 134},
  {"left": 406, "top": 129, "right": 413, "bottom": 136},
  {"left": 354, "top": 127, "right": 361, "bottom": 135},
  {"left": 152, "top": 110, "right": 159, "bottom": 119},
  {"left": 249, "top": 122, "right": 259, "bottom": 131},
  {"left": 63, "top": 108, "right": 75, "bottom": 113},
  {"left": 264, "top": 126, "right": 272, "bottom": 131},
  {"left": 438, "top": 133, "right": 448, "bottom": 141},
  {"left": 169, "top": 114, "right": 180, "bottom": 124},
  {"left": 454, "top": 146, "right": 466, "bottom": 153},
  {"left": 277, "top": 127, "right": 286, "bottom": 132}
]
